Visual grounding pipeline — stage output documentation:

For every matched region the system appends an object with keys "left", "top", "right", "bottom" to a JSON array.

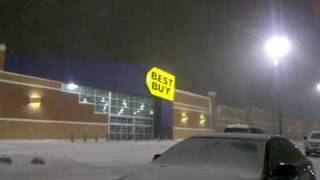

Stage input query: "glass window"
[
  {"left": 95, "top": 96, "right": 109, "bottom": 106},
  {"left": 111, "top": 106, "right": 117, "bottom": 114},
  {"left": 145, "top": 134, "right": 153, "bottom": 140},
  {"left": 79, "top": 94, "right": 95, "bottom": 104},
  {"left": 111, "top": 117, "right": 128, "bottom": 124},
  {"left": 108, "top": 93, "right": 154, "bottom": 140},
  {"left": 111, "top": 92, "right": 117, "bottom": 99},
  {"left": 122, "top": 126, "right": 133, "bottom": 133},
  {"left": 110, "top": 134, "right": 121, "bottom": 140},
  {"left": 135, "top": 127, "right": 145, "bottom": 134},
  {"left": 110, "top": 125, "right": 121, "bottom": 133},
  {"left": 96, "top": 90, "right": 109, "bottom": 97},
  {"left": 277, "top": 139, "right": 306, "bottom": 167},
  {"left": 311, "top": 133, "right": 320, "bottom": 139},
  {"left": 80, "top": 87, "right": 96, "bottom": 95},
  {"left": 135, "top": 134, "right": 144, "bottom": 140},
  {"left": 95, "top": 104, "right": 108, "bottom": 114},
  {"left": 145, "top": 127, "right": 153, "bottom": 133},
  {"left": 268, "top": 139, "right": 288, "bottom": 172}
]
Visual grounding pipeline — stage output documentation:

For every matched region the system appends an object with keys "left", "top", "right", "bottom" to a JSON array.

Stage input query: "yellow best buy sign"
[{"left": 146, "top": 67, "right": 176, "bottom": 101}]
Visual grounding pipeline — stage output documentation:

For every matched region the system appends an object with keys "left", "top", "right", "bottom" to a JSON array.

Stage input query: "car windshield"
[
  {"left": 311, "top": 133, "right": 320, "bottom": 139},
  {"left": 154, "top": 137, "right": 265, "bottom": 173}
]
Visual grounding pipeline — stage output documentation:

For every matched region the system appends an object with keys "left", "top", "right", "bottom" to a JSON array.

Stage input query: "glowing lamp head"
[
  {"left": 199, "top": 114, "right": 206, "bottom": 125},
  {"left": 317, "top": 83, "right": 320, "bottom": 91},
  {"left": 181, "top": 112, "right": 188, "bottom": 123},
  {"left": 264, "top": 36, "right": 290, "bottom": 62},
  {"left": 29, "top": 95, "right": 42, "bottom": 108},
  {"left": 67, "top": 83, "right": 78, "bottom": 90}
]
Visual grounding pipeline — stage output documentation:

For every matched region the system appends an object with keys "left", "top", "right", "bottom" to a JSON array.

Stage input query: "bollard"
[
  {"left": 0, "top": 157, "right": 12, "bottom": 165},
  {"left": 30, "top": 157, "right": 45, "bottom": 165},
  {"left": 95, "top": 134, "right": 98, "bottom": 142},
  {"left": 83, "top": 134, "right": 87, "bottom": 142},
  {"left": 70, "top": 134, "right": 74, "bottom": 142}
]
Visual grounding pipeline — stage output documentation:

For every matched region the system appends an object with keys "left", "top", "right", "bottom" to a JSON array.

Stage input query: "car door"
[
  {"left": 267, "top": 138, "right": 315, "bottom": 180},
  {"left": 277, "top": 139, "right": 315, "bottom": 180},
  {"left": 267, "top": 138, "right": 289, "bottom": 179}
]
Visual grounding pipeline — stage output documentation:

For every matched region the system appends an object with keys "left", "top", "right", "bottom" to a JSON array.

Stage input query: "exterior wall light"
[
  {"left": 29, "top": 95, "right": 42, "bottom": 108},
  {"left": 199, "top": 114, "right": 206, "bottom": 125},
  {"left": 181, "top": 112, "right": 188, "bottom": 123}
]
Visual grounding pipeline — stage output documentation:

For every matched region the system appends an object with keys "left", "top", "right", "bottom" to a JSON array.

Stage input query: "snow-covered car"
[
  {"left": 118, "top": 134, "right": 315, "bottom": 180},
  {"left": 224, "top": 124, "right": 264, "bottom": 134},
  {"left": 305, "top": 131, "right": 320, "bottom": 156}
]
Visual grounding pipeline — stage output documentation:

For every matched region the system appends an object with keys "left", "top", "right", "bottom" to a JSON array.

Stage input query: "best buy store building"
[{"left": 0, "top": 56, "right": 216, "bottom": 140}]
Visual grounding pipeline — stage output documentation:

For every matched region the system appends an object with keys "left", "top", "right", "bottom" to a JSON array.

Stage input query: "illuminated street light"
[
  {"left": 264, "top": 35, "right": 290, "bottom": 135},
  {"left": 317, "top": 83, "right": 320, "bottom": 91},
  {"left": 264, "top": 36, "right": 290, "bottom": 66}
]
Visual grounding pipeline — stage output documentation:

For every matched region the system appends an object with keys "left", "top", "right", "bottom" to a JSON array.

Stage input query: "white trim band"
[
  {"left": 0, "top": 117, "right": 108, "bottom": 126},
  {"left": 175, "top": 89, "right": 210, "bottom": 100},
  {"left": 0, "top": 70, "right": 61, "bottom": 84},
  {"left": 174, "top": 102, "right": 209, "bottom": 111},
  {"left": 173, "top": 106, "right": 210, "bottom": 114},
  {"left": 0, "top": 79, "right": 61, "bottom": 91}
]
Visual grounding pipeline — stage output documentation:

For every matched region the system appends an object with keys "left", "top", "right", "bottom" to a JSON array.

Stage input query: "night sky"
[{"left": 1, "top": 0, "right": 320, "bottom": 127}]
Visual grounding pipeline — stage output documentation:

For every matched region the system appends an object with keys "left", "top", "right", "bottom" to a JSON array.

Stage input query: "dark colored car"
[
  {"left": 224, "top": 124, "right": 265, "bottom": 134},
  {"left": 118, "top": 134, "right": 315, "bottom": 180}
]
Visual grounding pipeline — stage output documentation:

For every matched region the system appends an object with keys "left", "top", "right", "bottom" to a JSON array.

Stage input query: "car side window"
[
  {"left": 269, "top": 139, "right": 288, "bottom": 171},
  {"left": 277, "top": 139, "right": 306, "bottom": 167}
]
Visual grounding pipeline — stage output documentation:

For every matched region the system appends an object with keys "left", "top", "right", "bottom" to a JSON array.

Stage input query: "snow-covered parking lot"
[
  {"left": 0, "top": 139, "right": 319, "bottom": 180},
  {"left": 0, "top": 140, "right": 176, "bottom": 180}
]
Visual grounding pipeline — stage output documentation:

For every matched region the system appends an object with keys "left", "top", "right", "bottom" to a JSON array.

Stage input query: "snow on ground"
[
  {"left": 0, "top": 139, "right": 320, "bottom": 179},
  {"left": 0, "top": 140, "right": 176, "bottom": 180},
  {"left": 0, "top": 140, "right": 176, "bottom": 166}
]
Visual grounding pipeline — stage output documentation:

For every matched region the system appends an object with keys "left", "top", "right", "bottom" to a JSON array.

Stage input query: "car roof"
[
  {"left": 191, "top": 133, "right": 280, "bottom": 141},
  {"left": 226, "top": 124, "right": 250, "bottom": 128},
  {"left": 310, "top": 131, "right": 320, "bottom": 134},
  {"left": 225, "top": 124, "right": 263, "bottom": 130}
]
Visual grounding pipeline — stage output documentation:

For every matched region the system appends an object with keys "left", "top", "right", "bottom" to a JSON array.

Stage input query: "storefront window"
[
  {"left": 62, "top": 83, "right": 155, "bottom": 140},
  {"left": 95, "top": 104, "right": 108, "bottom": 114},
  {"left": 81, "top": 87, "right": 95, "bottom": 95},
  {"left": 79, "top": 94, "right": 95, "bottom": 104}
]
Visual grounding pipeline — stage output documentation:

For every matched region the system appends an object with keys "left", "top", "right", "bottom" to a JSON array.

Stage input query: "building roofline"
[{"left": 0, "top": 70, "right": 61, "bottom": 84}]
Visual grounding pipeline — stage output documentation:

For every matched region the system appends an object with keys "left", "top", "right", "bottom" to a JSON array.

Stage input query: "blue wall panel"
[{"left": 5, "top": 56, "right": 151, "bottom": 96}]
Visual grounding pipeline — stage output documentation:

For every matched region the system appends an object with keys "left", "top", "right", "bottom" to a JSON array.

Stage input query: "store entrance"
[{"left": 109, "top": 116, "right": 154, "bottom": 140}]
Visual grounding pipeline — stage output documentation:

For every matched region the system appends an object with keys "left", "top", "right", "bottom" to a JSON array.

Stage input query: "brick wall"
[
  {"left": 0, "top": 71, "right": 108, "bottom": 139},
  {"left": 173, "top": 90, "right": 215, "bottom": 139}
]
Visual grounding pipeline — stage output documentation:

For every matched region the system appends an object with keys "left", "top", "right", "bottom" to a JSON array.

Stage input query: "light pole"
[{"left": 264, "top": 36, "right": 290, "bottom": 135}]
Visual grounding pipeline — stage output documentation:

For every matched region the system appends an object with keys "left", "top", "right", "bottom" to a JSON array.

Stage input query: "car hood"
[{"left": 119, "top": 164, "right": 262, "bottom": 180}]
